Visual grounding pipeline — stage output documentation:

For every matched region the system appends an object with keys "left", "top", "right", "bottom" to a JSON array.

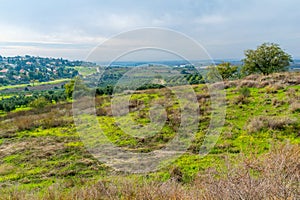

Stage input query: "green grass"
[{"left": 16, "top": 126, "right": 77, "bottom": 138}]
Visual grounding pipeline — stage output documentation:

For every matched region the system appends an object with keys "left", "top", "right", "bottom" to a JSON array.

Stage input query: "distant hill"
[
  {"left": 98, "top": 59, "right": 300, "bottom": 70},
  {"left": 1, "top": 55, "right": 299, "bottom": 87},
  {"left": 0, "top": 55, "right": 96, "bottom": 86}
]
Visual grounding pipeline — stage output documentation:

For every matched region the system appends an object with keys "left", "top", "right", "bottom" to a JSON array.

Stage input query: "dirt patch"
[
  {"left": 0, "top": 138, "right": 66, "bottom": 159},
  {"left": 0, "top": 141, "right": 29, "bottom": 158}
]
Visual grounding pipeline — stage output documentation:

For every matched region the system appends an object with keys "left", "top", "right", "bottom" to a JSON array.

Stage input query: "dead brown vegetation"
[
  {"left": 247, "top": 116, "right": 297, "bottom": 133},
  {"left": 223, "top": 72, "right": 300, "bottom": 89}
]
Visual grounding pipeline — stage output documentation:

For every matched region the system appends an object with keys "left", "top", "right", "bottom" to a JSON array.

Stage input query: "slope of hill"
[
  {"left": 0, "top": 55, "right": 96, "bottom": 86},
  {"left": 0, "top": 72, "right": 299, "bottom": 199}
]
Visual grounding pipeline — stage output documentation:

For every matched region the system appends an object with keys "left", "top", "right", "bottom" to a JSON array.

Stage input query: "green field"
[
  {"left": 0, "top": 79, "right": 70, "bottom": 91},
  {"left": 73, "top": 66, "right": 98, "bottom": 76}
]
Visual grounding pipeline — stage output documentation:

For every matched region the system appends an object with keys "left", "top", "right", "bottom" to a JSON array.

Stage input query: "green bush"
[
  {"left": 29, "top": 97, "right": 49, "bottom": 109},
  {"left": 239, "top": 87, "right": 251, "bottom": 98}
]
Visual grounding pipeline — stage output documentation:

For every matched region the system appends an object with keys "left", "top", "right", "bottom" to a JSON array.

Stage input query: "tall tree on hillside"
[{"left": 242, "top": 43, "right": 292, "bottom": 75}]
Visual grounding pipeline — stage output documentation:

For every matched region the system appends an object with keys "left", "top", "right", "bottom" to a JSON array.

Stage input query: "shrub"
[
  {"left": 243, "top": 74, "right": 261, "bottom": 81},
  {"left": 271, "top": 98, "right": 286, "bottom": 107},
  {"left": 247, "top": 116, "right": 297, "bottom": 133},
  {"left": 259, "top": 81, "right": 270, "bottom": 88},
  {"left": 170, "top": 166, "right": 183, "bottom": 182},
  {"left": 239, "top": 80, "right": 260, "bottom": 88},
  {"left": 195, "top": 144, "right": 300, "bottom": 200},
  {"left": 234, "top": 87, "right": 251, "bottom": 104},
  {"left": 234, "top": 95, "right": 248, "bottom": 105},
  {"left": 96, "top": 106, "right": 112, "bottom": 116},
  {"left": 246, "top": 117, "right": 265, "bottom": 133},
  {"left": 286, "top": 87, "right": 297, "bottom": 97},
  {"left": 290, "top": 102, "right": 300, "bottom": 113},
  {"left": 29, "top": 97, "right": 49, "bottom": 109},
  {"left": 14, "top": 116, "right": 37, "bottom": 131},
  {"left": 239, "top": 87, "right": 251, "bottom": 98},
  {"left": 267, "top": 116, "right": 296, "bottom": 129},
  {"left": 224, "top": 81, "right": 238, "bottom": 89},
  {"left": 265, "top": 84, "right": 284, "bottom": 94}
]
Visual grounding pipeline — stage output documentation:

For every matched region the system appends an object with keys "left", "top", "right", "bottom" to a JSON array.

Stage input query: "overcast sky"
[{"left": 0, "top": 0, "right": 299, "bottom": 61}]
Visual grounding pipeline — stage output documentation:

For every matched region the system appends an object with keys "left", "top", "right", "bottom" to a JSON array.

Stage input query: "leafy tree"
[
  {"left": 64, "top": 79, "right": 76, "bottom": 98},
  {"left": 242, "top": 43, "right": 292, "bottom": 75},
  {"left": 29, "top": 97, "right": 49, "bottom": 109},
  {"left": 206, "top": 62, "right": 238, "bottom": 82},
  {"left": 64, "top": 77, "right": 89, "bottom": 98},
  {"left": 3, "top": 102, "right": 15, "bottom": 112},
  {"left": 216, "top": 62, "right": 239, "bottom": 80}
]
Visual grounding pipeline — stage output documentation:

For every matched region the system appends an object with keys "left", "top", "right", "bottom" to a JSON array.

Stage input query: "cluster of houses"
[{"left": 0, "top": 55, "right": 83, "bottom": 84}]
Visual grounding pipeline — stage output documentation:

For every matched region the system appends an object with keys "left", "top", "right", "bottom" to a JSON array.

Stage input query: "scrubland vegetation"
[{"left": 0, "top": 71, "right": 299, "bottom": 199}]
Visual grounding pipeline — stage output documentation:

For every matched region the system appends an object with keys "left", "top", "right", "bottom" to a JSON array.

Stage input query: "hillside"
[
  {"left": 0, "top": 72, "right": 299, "bottom": 199},
  {"left": 0, "top": 55, "right": 95, "bottom": 86}
]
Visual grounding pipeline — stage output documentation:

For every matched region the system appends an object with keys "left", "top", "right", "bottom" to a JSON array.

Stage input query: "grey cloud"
[{"left": 0, "top": 0, "right": 299, "bottom": 59}]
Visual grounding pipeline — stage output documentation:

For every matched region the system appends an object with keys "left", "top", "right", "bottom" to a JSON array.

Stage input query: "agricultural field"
[
  {"left": 0, "top": 79, "right": 70, "bottom": 93},
  {"left": 73, "top": 66, "right": 98, "bottom": 76}
]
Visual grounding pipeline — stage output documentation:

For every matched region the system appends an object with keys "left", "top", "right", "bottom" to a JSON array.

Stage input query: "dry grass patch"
[
  {"left": 196, "top": 144, "right": 300, "bottom": 200},
  {"left": 290, "top": 102, "right": 300, "bottom": 113},
  {"left": 239, "top": 80, "right": 260, "bottom": 88},
  {"left": 247, "top": 116, "right": 297, "bottom": 133},
  {"left": 0, "top": 163, "right": 15, "bottom": 175}
]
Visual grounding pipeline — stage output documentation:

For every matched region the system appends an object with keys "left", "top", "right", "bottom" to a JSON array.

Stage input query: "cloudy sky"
[{"left": 0, "top": 0, "right": 299, "bottom": 61}]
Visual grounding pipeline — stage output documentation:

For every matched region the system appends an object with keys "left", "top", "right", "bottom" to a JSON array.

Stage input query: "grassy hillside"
[{"left": 0, "top": 72, "right": 299, "bottom": 199}]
